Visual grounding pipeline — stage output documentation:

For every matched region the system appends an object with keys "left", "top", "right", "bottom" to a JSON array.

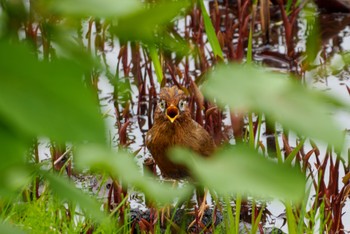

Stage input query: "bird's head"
[{"left": 155, "top": 86, "right": 189, "bottom": 124}]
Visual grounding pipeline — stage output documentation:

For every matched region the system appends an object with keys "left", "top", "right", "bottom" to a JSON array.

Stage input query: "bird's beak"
[{"left": 166, "top": 105, "right": 179, "bottom": 123}]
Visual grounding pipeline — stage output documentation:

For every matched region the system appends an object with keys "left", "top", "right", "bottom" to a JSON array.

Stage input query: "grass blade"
[
  {"left": 149, "top": 45, "right": 163, "bottom": 84},
  {"left": 285, "top": 201, "right": 297, "bottom": 234},
  {"left": 285, "top": 138, "right": 306, "bottom": 165},
  {"left": 198, "top": 0, "right": 223, "bottom": 59}
]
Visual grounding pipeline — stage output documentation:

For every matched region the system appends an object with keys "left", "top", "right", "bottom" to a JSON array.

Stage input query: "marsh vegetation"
[{"left": 0, "top": 0, "right": 349, "bottom": 233}]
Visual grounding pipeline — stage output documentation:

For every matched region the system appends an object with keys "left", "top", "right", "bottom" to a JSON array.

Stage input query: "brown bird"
[
  {"left": 146, "top": 85, "right": 215, "bottom": 179},
  {"left": 146, "top": 85, "right": 215, "bottom": 225}
]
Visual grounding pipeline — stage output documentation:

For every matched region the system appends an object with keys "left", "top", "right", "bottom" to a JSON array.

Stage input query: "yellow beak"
[{"left": 166, "top": 105, "right": 179, "bottom": 123}]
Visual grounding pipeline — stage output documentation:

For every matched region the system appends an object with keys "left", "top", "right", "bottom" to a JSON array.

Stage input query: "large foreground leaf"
[
  {"left": 111, "top": 0, "right": 191, "bottom": 43},
  {"left": 203, "top": 63, "right": 345, "bottom": 150},
  {"left": 171, "top": 145, "right": 306, "bottom": 201},
  {"left": 0, "top": 127, "right": 26, "bottom": 170},
  {"left": 0, "top": 126, "right": 30, "bottom": 198},
  {"left": 0, "top": 41, "right": 105, "bottom": 144},
  {"left": 39, "top": 0, "right": 141, "bottom": 18},
  {"left": 43, "top": 172, "right": 107, "bottom": 223},
  {"left": 75, "top": 145, "right": 193, "bottom": 205}
]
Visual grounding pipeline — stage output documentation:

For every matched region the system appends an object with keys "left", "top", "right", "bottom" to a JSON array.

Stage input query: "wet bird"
[{"left": 146, "top": 85, "right": 215, "bottom": 224}]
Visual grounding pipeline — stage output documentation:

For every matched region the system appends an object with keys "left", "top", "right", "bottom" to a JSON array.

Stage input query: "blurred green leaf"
[
  {"left": 155, "top": 33, "right": 191, "bottom": 59},
  {"left": 43, "top": 172, "right": 107, "bottom": 223},
  {"left": 198, "top": 0, "right": 223, "bottom": 59},
  {"left": 171, "top": 145, "right": 306, "bottom": 201},
  {"left": 0, "top": 222, "right": 26, "bottom": 234},
  {"left": 203, "top": 63, "right": 345, "bottom": 150},
  {"left": 38, "top": 0, "right": 141, "bottom": 18},
  {"left": 0, "top": 126, "right": 26, "bottom": 171},
  {"left": 341, "top": 52, "right": 350, "bottom": 65},
  {"left": 0, "top": 166, "right": 31, "bottom": 198},
  {"left": 111, "top": 0, "right": 191, "bottom": 43},
  {"left": 0, "top": 41, "right": 105, "bottom": 144},
  {"left": 75, "top": 145, "right": 194, "bottom": 205},
  {"left": 0, "top": 126, "right": 30, "bottom": 198}
]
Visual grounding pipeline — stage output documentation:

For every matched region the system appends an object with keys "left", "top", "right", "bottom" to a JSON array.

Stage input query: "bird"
[
  {"left": 146, "top": 85, "right": 215, "bottom": 226},
  {"left": 146, "top": 85, "right": 215, "bottom": 179}
]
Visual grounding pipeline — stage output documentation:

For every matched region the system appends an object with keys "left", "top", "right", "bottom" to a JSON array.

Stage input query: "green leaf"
[
  {"left": 285, "top": 138, "right": 306, "bottom": 164},
  {"left": 304, "top": 5, "right": 320, "bottom": 64},
  {"left": 74, "top": 145, "right": 194, "bottom": 205},
  {"left": 285, "top": 201, "right": 297, "bottom": 234},
  {"left": 202, "top": 63, "right": 345, "bottom": 150},
  {"left": 0, "top": 126, "right": 26, "bottom": 171},
  {"left": 38, "top": 0, "right": 141, "bottom": 18},
  {"left": 0, "top": 126, "right": 30, "bottom": 198},
  {"left": 43, "top": 172, "right": 108, "bottom": 223},
  {"left": 0, "top": 222, "right": 26, "bottom": 234},
  {"left": 246, "top": 27, "right": 253, "bottom": 64},
  {"left": 111, "top": 0, "right": 191, "bottom": 43},
  {"left": 0, "top": 166, "right": 31, "bottom": 198},
  {"left": 0, "top": 41, "right": 105, "bottom": 144},
  {"left": 198, "top": 0, "right": 223, "bottom": 59},
  {"left": 148, "top": 45, "right": 163, "bottom": 83},
  {"left": 170, "top": 145, "right": 306, "bottom": 201}
]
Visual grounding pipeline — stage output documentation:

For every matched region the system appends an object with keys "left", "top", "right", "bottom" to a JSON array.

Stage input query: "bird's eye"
[
  {"left": 178, "top": 99, "right": 187, "bottom": 112},
  {"left": 159, "top": 99, "right": 166, "bottom": 111}
]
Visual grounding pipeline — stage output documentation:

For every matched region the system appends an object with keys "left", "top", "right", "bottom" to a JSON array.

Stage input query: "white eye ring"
[
  {"left": 178, "top": 99, "right": 187, "bottom": 112},
  {"left": 159, "top": 99, "right": 166, "bottom": 112}
]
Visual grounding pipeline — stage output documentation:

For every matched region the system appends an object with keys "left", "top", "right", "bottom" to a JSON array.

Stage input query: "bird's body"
[{"left": 146, "top": 86, "right": 215, "bottom": 179}]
